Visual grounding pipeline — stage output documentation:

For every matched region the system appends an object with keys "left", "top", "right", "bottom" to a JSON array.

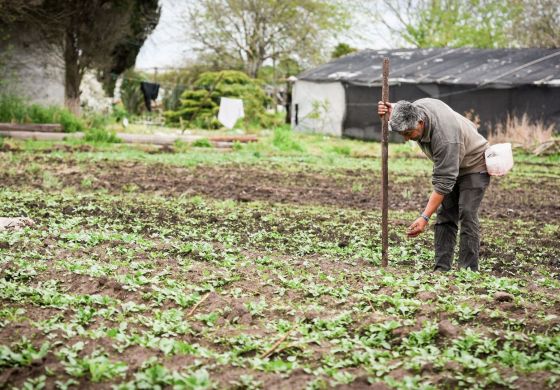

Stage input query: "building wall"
[
  {"left": 0, "top": 30, "right": 65, "bottom": 106},
  {"left": 343, "top": 83, "right": 560, "bottom": 141},
  {"left": 291, "top": 80, "right": 345, "bottom": 137},
  {"left": 0, "top": 29, "right": 111, "bottom": 112}
]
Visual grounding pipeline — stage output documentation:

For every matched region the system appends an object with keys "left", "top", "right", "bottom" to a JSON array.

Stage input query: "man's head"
[{"left": 389, "top": 100, "right": 425, "bottom": 141}]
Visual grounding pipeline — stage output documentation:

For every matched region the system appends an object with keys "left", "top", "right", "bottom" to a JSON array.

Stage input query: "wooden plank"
[
  {"left": 207, "top": 135, "right": 258, "bottom": 143},
  {"left": 0, "top": 130, "right": 82, "bottom": 141},
  {"left": 0, "top": 130, "right": 256, "bottom": 149},
  {"left": 0, "top": 123, "right": 63, "bottom": 132}
]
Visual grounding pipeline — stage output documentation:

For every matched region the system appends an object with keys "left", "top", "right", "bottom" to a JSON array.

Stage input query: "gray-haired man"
[{"left": 377, "top": 98, "right": 490, "bottom": 271}]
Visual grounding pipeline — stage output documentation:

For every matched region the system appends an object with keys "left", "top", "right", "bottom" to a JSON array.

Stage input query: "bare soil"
[{"left": 1, "top": 156, "right": 558, "bottom": 223}]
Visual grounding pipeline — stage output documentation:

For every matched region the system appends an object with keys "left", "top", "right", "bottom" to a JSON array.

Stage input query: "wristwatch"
[{"left": 421, "top": 213, "right": 430, "bottom": 222}]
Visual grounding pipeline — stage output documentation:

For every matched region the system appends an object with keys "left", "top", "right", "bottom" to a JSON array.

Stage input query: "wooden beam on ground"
[
  {"left": 116, "top": 133, "right": 257, "bottom": 147},
  {"left": 207, "top": 135, "right": 257, "bottom": 143},
  {"left": 0, "top": 130, "right": 82, "bottom": 141},
  {"left": 0, "top": 130, "right": 258, "bottom": 149},
  {"left": 381, "top": 58, "right": 390, "bottom": 268},
  {"left": 0, "top": 123, "right": 63, "bottom": 132}
]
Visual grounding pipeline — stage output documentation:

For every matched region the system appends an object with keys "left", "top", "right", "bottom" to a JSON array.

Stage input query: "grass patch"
[
  {"left": 0, "top": 94, "right": 85, "bottom": 132},
  {"left": 489, "top": 113, "right": 555, "bottom": 151},
  {"left": 192, "top": 138, "right": 213, "bottom": 148},
  {"left": 272, "top": 126, "right": 305, "bottom": 152},
  {"left": 83, "top": 128, "right": 121, "bottom": 144}
]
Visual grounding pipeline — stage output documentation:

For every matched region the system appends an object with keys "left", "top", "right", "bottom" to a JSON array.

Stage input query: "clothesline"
[{"left": 111, "top": 72, "right": 190, "bottom": 90}]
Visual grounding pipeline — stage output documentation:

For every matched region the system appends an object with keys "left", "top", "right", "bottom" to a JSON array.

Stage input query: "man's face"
[{"left": 400, "top": 120, "right": 424, "bottom": 141}]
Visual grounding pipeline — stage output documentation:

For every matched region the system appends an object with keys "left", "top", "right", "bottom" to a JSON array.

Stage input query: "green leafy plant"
[
  {"left": 192, "top": 138, "right": 213, "bottom": 148},
  {"left": 165, "top": 70, "right": 280, "bottom": 129},
  {"left": 0, "top": 94, "right": 84, "bottom": 132},
  {"left": 272, "top": 126, "right": 304, "bottom": 152},
  {"left": 83, "top": 128, "right": 121, "bottom": 144}
]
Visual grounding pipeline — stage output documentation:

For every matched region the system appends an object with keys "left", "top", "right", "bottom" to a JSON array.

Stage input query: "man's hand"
[
  {"left": 407, "top": 217, "right": 428, "bottom": 238},
  {"left": 378, "top": 101, "right": 392, "bottom": 118}
]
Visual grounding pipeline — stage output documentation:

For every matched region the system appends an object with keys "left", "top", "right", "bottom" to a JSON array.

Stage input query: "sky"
[{"left": 136, "top": 0, "right": 400, "bottom": 71}]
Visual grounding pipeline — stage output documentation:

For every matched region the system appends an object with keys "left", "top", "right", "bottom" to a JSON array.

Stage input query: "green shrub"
[
  {"left": 159, "top": 68, "right": 200, "bottom": 111},
  {"left": 83, "top": 128, "right": 121, "bottom": 144},
  {"left": 0, "top": 94, "right": 85, "bottom": 132},
  {"left": 112, "top": 104, "right": 129, "bottom": 122},
  {"left": 272, "top": 126, "right": 304, "bottom": 152},
  {"left": 192, "top": 138, "right": 212, "bottom": 148},
  {"left": 331, "top": 145, "right": 351, "bottom": 156},
  {"left": 165, "top": 70, "right": 281, "bottom": 130}
]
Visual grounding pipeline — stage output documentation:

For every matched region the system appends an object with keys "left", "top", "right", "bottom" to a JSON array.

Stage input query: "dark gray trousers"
[{"left": 434, "top": 172, "right": 490, "bottom": 271}]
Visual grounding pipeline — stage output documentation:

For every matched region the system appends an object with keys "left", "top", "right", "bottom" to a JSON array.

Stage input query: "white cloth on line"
[{"left": 218, "top": 97, "right": 244, "bottom": 129}]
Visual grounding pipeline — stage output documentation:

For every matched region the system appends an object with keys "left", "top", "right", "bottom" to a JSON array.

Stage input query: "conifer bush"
[{"left": 165, "top": 70, "right": 280, "bottom": 129}]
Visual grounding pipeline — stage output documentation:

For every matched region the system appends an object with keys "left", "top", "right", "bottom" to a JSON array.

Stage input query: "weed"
[
  {"left": 0, "top": 94, "right": 84, "bottom": 132},
  {"left": 489, "top": 113, "right": 555, "bottom": 151},
  {"left": 331, "top": 145, "right": 351, "bottom": 156},
  {"left": 83, "top": 128, "right": 121, "bottom": 144},
  {"left": 192, "top": 138, "right": 213, "bottom": 148},
  {"left": 273, "top": 126, "right": 305, "bottom": 152}
]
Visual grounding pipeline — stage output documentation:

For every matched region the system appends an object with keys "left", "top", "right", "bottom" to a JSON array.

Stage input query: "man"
[{"left": 378, "top": 98, "right": 489, "bottom": 271}]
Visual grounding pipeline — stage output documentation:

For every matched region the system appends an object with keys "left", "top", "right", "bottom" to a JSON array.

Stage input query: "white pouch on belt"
[{"left": 485, "top": 143, "right": 514, "bottom": 176}]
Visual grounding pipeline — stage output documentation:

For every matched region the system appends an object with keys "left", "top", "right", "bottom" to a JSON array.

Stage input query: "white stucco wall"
[
  {"left": 291, "top": 80, "right": 345, "bottom": 137},
  {"left": 0, "top": 32, "right": 65, "bottom": 106},
  {"left": 1, "top": 29, "right": 111, "bottom": 112}
]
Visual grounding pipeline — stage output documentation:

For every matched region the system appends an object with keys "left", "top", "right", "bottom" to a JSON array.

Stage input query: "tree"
[
  {"left": 100, "top": 0, "right": 161, "bottom": 97},
  {"left": 187, "top": 0, "right": 349, "bottom": 77},
  {"left": 331, "top": 43, "right": 357, "bottom": 58},
  {"left": 363, "top": 0, "right": 558, "bottom": 49},
  {"left": 0, "top": 0, "right": 160, "bottom": 114},
  {"left": 509, "top": 0, "right": 560, "bottom": 48},
  {"left": 369, "top": 0, "right": 519, "bottom": 48}
]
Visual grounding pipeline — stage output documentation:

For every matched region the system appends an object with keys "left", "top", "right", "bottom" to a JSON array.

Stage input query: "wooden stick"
[
  {"left": 381, "top": 58, "right": 390, "bottom": 267},
  {"left": 187, "top": 292, "right": 211, "bottom": 317},
  {"left": 260, "top": 331, "right": 291, "bottom": 358},
  {"left": 0, "top": 123, "right": 63, "bottom": 132}
]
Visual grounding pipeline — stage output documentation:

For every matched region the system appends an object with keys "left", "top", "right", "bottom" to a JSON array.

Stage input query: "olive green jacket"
[{"left": 414, "top": 98, "right": 488, "bottom": 195}]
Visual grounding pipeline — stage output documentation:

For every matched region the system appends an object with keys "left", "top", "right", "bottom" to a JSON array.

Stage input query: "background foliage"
[{"left": 165, "top": 71, "right": 280, "bottom": 130}]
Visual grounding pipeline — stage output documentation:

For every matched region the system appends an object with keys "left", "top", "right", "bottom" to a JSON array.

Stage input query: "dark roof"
[{"left": 298, "top": 48, "right": 560, "bottom": 88}]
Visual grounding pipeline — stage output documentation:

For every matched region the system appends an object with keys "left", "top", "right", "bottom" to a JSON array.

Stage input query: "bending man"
[{"left": 378, "top": 98, "right": 489, "bottom": 271}]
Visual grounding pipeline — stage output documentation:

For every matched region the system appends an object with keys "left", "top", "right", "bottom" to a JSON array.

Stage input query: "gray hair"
[{"left": 389, "top": 100, "right": 423, "bottom": 133}]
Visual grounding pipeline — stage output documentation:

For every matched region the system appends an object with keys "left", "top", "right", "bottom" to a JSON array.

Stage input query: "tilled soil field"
[
  {"left": 0, "top": 145, "right": 559, "bottom": 389},
  {"left": 1, "top": 155, "right": 559, "bottom": 223}
]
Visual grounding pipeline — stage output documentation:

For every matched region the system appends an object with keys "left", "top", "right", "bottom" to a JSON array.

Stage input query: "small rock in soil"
[
  {"left": 0, "top": 217, "right": 35, "bottom": 231},
  {"left": 494, "top": 291, "right": 514, "bottom": 302},
  {"left": 438, "top": 320, "right": 459, "bottom": 338}
]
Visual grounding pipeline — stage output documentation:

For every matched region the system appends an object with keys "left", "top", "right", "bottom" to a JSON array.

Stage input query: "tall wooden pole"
[{"left": 381, "top": 58, "right": 390, "bottom": 267}]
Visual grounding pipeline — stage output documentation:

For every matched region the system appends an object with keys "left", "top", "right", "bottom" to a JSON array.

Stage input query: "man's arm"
[{"left": 407, "top": 191, "right": 445, "bottom": 237}]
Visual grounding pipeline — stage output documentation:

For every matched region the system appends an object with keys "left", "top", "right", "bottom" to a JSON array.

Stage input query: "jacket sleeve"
[{"left": 431, "top": 141, "right": 462, "bottom": 195}]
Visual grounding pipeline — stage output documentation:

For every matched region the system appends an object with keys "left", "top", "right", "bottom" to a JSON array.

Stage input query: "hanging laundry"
[
  {"left": 140, "top": 82, "right": 160, "bottom": 112},
  {"left": 218, "top": 97, "right": 244, "bottom": 129}
]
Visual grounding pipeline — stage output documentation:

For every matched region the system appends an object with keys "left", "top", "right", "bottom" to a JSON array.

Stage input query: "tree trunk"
[
  {"left": 64, "top": 30, "right": 82, "bottom": 116},
  {"left": 246, "top": 52, "right": 263, "bottom": 78}
]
